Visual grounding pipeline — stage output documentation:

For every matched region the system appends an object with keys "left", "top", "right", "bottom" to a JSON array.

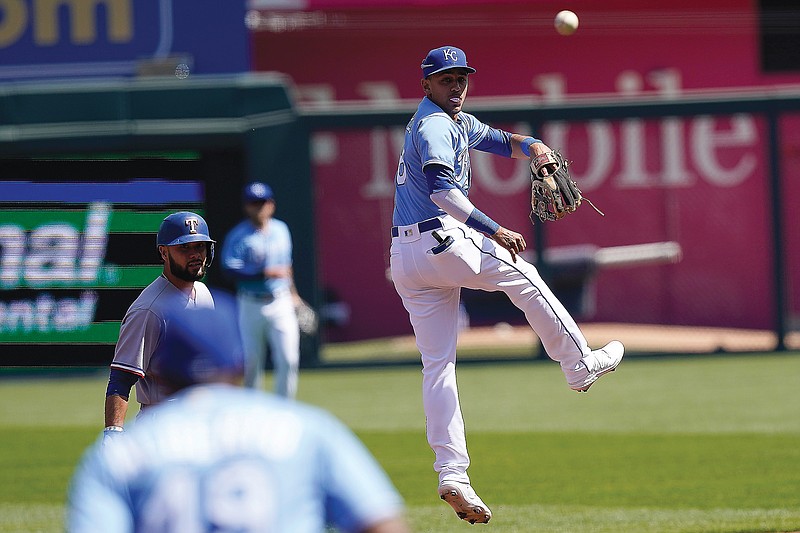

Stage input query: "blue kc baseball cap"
[
  {"left": 242, "top": 181, "right": 274, "bottom": 203},
  {"left": 421, "top": 46, "right": 476, "bottom": 78}
]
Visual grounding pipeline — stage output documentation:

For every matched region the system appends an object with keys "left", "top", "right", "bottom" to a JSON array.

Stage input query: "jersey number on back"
[
  {"left": 395, "top": 150, "right": 407, "bottom": 186},
  {"left": 139, "top": 459, "right": 274, "bottom": 532}
]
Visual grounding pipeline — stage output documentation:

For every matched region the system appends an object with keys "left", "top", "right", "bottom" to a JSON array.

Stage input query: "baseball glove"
[
  {"left": 529, "top": 150, "right": 604, "bottom": 223},
  {"left": 295, "top": 299, "right": 319, "bottom": 336}
]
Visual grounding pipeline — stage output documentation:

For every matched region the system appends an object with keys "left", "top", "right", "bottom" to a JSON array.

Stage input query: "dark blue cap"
[
  {"left": 151, "top": 292, "right": 244, "bottom": 389},
  {"left": 421, "top": 46, "right": 476, "bottom": 78},
  {"left": 242, "top": 182, "right": 274, "bottom": 203}
]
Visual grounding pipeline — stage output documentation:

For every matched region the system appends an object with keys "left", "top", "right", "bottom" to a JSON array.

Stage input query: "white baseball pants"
[
  {"left": 237, "top": 292, "right": 300, "bottom": 398},
  {"left": 389, "top": 215, "right": 590, "bottom": 484}
]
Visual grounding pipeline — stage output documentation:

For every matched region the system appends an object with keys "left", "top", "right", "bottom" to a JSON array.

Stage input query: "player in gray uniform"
[
  {"left": 389, "top": 46, "right": 625, "bottom": 524},
  {"left": 103, "top": 212, "right": 216, "bottom": 443}
]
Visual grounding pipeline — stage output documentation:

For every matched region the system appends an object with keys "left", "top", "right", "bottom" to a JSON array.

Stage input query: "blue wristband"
[
  {"left": 521, "top": 137, "right": 540, "bottom": 157},
  {"left": 106, "top": 368, "right": 139, "bottom": 400},
  {"left": 466, "top": 208, "right": 501, "bottom": 235}
]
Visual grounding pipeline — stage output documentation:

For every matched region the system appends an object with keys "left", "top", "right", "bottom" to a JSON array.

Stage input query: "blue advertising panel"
[{"left": 0, "top": 0, "right": 248, "bottom": 81}]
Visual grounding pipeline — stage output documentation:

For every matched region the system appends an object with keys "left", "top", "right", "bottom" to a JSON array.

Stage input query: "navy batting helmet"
[{"left": 156, "top": 211, "right": 215, "bottom": 266}]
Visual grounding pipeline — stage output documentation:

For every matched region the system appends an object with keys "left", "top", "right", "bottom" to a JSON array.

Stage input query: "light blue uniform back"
[
  {"left": 392, "top": 97, "right": 491, "bottom": 226},
  {"left": 220, "top": 219, "right": 293, "bottom": 296},
  {"left": 67, "top": 385, "right": 404, "bottom": 532}
]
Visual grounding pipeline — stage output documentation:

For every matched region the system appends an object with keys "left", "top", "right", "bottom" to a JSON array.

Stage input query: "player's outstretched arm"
[
  {"left": 104, "top": 368, "right": 138, "bottom": 429},
  {"left": 510, "top": 134, "right": 553, "bottom": 160}
]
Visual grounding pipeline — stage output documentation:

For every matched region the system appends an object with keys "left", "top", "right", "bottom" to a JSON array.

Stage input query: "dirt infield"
[
  {"left": 454, "top": 322, "right": 800, "bottom": 354},
  {"left": 322, "top": 322, "right": 799, "bottom": 365}
]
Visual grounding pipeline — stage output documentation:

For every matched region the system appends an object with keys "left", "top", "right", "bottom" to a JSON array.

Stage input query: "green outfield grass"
[{"left": 1, "top": 353, "right": 799, "bottom": 532}]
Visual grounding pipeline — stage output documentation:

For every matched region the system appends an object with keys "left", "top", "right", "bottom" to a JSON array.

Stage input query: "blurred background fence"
[{"left": 300, "top": 92, "right": 800, "bottom": 363}]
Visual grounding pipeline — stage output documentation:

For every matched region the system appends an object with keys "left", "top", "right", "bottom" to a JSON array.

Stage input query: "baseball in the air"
[{"left": 554, "top": 10, "right": 579, "bottom": 36}]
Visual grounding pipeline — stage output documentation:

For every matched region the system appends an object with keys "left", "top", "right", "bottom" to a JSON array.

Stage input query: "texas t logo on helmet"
[{"left": 157, "top": 211, "right": 216, "bottom": 267}]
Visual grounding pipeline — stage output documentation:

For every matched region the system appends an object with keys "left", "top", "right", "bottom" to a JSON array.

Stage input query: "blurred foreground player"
[
  {"left": 102, "top": 212, "right": 216, "bottom": 443},
  {"left": 68, "top": 298, "right": 411, "bottom": 533}
]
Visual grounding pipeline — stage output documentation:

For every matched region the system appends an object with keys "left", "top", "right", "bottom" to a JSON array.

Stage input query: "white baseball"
[{"left": 554, "top": 10, "right": 579, "bottom": 36}]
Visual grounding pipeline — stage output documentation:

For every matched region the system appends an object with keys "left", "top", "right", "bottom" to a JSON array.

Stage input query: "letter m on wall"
[{"left": 36, "top": 0, "right": 133, "bottom": 46}]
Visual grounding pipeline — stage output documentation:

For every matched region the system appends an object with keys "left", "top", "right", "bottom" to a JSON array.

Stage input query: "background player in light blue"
[
  {"left": 67, "top": 297, "right": 410, "bottom": 533},
  {"left": 221, "top": 182, "right": 302, "bottom": 396},
  {"left": 389, "top": 45, "right": 624, "bottom": 524}
]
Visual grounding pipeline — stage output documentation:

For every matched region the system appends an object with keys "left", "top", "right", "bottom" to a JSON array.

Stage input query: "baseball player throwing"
[
  {"left": 389, "top": 46, "right": 624, "bottom": 524},
  {"left": 102, "top": 212, "right": 215, "bottom": 442}
]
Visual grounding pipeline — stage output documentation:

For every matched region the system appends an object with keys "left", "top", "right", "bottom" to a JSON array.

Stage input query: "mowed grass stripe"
[
  {"left": 2, "top": 502, "right": 795, "bottom": 533},
  {"left": 405, "top": 504, "right": 800, "bottom": 533},
  {"left": 297, "top": 354, "right": 800, "bottom": 434},
  {"left": 3, "top": 354, "right": 799, "bottom": 434},
  {"left": 357, "top": 431, "right": 800, "bottom": 510},
  {"left": 0, "top": 428, "right": 96, "bottom": 505},
  {"left": 0, "top": 504, "right": 66, "bottom": 533}
]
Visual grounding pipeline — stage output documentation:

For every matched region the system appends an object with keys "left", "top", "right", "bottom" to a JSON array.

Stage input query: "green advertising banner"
[{"left": 0, "top": 180, "right": 203, "bottom": 347}]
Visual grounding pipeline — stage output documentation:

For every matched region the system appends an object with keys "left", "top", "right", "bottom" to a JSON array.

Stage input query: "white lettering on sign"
[
  {"left": 0, "top": 202, "right": 110, "bottom": 288},
  {"left": 534, "top": 68, "right": 759, "bottom": 192},
  {"left": 0, "top": 203, "right": 109, "bottom": 335},
  {"left": 691, "top": 115, "right": 757, "bottom": 187},
  {"left": 300, "top": 84, "right": 339, "bottom": 165},
  {"left": 0, "top": 291, "right": 97, "bottom": 332},
  {"left": 358, "top": 82, "right": 403, "bottom": 199},
  {"left": 324, "top": 67, "right": 760, "bottom": 200}
]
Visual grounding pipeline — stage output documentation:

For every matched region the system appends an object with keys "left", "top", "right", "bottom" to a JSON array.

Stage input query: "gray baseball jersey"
[{"left": 110, "top": 275, "right": 214, "bottom": 405}]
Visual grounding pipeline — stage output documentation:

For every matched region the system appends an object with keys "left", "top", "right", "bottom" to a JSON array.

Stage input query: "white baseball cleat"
[
  {"left": 570, "top": 340, "right": 624, "bottom": 392},
  {"left": 438, "top": 481, "right": 492, "bottom": 524}
]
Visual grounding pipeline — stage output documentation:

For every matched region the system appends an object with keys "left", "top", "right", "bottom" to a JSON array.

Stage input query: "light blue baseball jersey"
[
  {"left": 220, "top": 219, "right": 293, "bottom": 296},
  {"left": 393, "top": 97, "right": 496, "bottom": 226},
  {"left": 67, "top": 384, "right": 405, "bottom": 533}
]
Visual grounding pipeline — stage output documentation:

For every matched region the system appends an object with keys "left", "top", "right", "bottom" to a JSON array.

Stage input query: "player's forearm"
[
  {"left": 430, "top": 189, "right": 500, "bottom": 235},
  {"left": 510, "top": 134, "right": 549, "bottom": 159},
  {"left": 104, "top": 394, "right": 129, "bottom": 428},
  {"left": 104, "top": 368, "right": 138, "bottom": 427},
  {"left": 264, "top": 265, "right": 292, "bottom": 279}
]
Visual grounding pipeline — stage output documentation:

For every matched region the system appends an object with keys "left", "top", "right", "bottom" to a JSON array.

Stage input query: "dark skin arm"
[
  {"left": 104, "top": 394, "right": 129, "bottom": 428},
  {"left": 490, "top": 136, "right": 555, "bottom": 262}
]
